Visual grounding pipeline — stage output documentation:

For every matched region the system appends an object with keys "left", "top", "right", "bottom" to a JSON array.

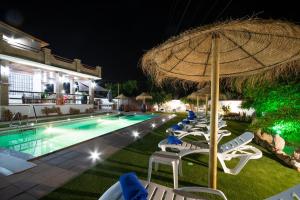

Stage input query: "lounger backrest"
[
  {"left": 265, "top": 184, "right": 300, "bottom": 200},
  {"left": 218, "top": 132, "right": 254, "bottom": 154}
]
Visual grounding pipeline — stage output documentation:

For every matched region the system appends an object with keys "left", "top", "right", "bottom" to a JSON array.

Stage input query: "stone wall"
[{"left": 254, "top": 129, "right": 300, "bottom": 172}]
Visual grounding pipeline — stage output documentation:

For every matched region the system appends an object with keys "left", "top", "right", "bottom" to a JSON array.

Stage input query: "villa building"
[{"left": 0, "top": 21, "right": 102, "bottom": 120}]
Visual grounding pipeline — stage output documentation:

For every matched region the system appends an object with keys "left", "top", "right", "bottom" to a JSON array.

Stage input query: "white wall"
[
  {"left": 153, "top": 99, "right": 255, "bottom": 116},
  {"left": 154, "top": 100, "right": 187, "bottom": 112},
  {"left": 32, "top": 71, "right": 42, "bottom": 92},
  {"left": 213, "top": 100, "right": 255, "bottom": 116}
]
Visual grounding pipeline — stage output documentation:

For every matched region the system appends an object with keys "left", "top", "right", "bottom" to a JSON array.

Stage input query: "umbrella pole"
[
  {"left": 209, "top": 33, "right": 220, "bottom": 189},
  {"left": 196, "top": 96, "right": 199, "bottom": 113},
  {"left": 205, "top": 95, "right": 208, "bottom": 117}
]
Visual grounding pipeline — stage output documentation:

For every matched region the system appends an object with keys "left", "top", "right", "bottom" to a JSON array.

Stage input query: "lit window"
[{"left": 9, "top": 71, "right": 33, "bottom": 95}]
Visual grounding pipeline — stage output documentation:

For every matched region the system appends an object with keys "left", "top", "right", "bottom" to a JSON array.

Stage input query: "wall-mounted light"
[
  {"left": 3, "top": 35, "right": 18, "bottom": 46},
  {"left": 1, "top": 66, "right": 10, "bottom": 76},
  {"left": 91, "top": 81, "right": 96, "bottom": 88}
]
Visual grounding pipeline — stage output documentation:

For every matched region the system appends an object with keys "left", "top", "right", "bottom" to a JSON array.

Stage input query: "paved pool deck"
[{"left": 0, "top": 113, "right": 172, "bottom": 200}]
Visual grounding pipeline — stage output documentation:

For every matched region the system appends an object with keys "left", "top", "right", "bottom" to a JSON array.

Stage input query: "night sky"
[{"left": 1, "top": 0, "right": 299, "bottom": 83}]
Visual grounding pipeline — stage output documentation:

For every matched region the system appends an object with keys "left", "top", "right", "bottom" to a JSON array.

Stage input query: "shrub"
[
  {"left": 69, "top": 107, "right": 80, "bottom": 115},
  {"left": 42, "top": 106, "right": 62, "bottom": 116},
  {"left": 2, "top": 109, "right": 13, "bottom": 121},
  {"left": 242, "top": 81, "right": 300, "bottom": 144},
  {"left": 85, "top": 108, "right": 94, "bottom": 113}
]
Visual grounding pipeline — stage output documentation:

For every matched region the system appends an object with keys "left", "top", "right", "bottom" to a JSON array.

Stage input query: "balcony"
[{"left": 0, "top": 35, "right": 101, "bottom": 78}]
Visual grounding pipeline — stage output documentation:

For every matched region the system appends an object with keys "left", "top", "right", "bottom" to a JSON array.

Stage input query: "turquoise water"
[{"left": 0, "top": 114, "right": 154, "bottom": 158}]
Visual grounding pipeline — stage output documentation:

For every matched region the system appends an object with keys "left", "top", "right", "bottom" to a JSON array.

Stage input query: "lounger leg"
[
  {"left": 154, "top": 162, "right": 159, "bottom": 171},
  {"left": 179, "top": 158, "right": 183, "bottom": 176},
  {"left": 147, "top": 158, "right": 153, "bottom": 182},
  {"left": 172, "top": 161, "right": 178, "bottom": 189}
]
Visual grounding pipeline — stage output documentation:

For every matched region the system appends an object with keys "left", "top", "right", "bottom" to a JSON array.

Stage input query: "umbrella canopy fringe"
[
  {"left": 223, "top": 61, "right": 300, "bottom": 92},
  {"left": 141, "top": 18, "right": 300, "bottom": 87}
]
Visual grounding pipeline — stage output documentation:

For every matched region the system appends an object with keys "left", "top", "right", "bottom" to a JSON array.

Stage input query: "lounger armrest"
[
  {"left": 177, "top": 131, "right": 206, "bottom": 139},
  {"left": 172, "top": 130, "right": 187, "bottom": 135},
  {"left": 217, "top": 130, "right": 231, "bottom": 143},
  {"left": 174, "top": 186, "right": 228, "bottom": 200},
  {"left": 99, "top": 182, "right": 123, "bottom": 200},
  {"left": 159, "top": 143, "right": 192, "bottom": 151}
]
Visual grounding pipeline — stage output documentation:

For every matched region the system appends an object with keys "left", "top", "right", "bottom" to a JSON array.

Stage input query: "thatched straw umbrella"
[
  {"left": 115, "top": 94, "right": 128, "bottom": 109},
  {"left": 187, "top": 91, "right": 205, "bottom": 112},
  {"left": 141, "top": 19, "right": 300, "bottom": 189},
  {"left": 136, "top": 92, "right": 153, "bottom": 104},
  {"left": 189, "top": 85, "right": 226, "bottom": 116}
]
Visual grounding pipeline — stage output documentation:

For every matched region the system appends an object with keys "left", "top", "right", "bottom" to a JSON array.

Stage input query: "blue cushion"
[
  {"left": 187, "top": 115, "right": 196, "bottom": 120},
  {"left": 119, "top": 172, "right": 148, "bottom": 200},
  {"left": 182, "top": 119, "right": 190, "bottom": 124},
  {"left": 188, "top": 110, "right": 196, "bottom": 116},
  {"left": 167, "top": 135, "right": 183, "bottom": 144},
  {"left": 171, "top": 124, "right": 182, "bottom": 131}
]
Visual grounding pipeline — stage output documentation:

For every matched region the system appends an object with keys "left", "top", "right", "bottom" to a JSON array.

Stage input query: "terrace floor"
[
  {"left": 41, "top": 114, "right": 300, "bottom": 200},
  {"left": 0, "top": 112, "right": 167, "bottom": 200}
]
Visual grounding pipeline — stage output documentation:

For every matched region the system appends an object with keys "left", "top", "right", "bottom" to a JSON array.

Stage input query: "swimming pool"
[{"left": 0, "top": 114, "right": 155, "bottom": 158}]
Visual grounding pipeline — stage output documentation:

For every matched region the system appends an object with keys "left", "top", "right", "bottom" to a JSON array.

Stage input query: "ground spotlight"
[
  {"left": 88, "top": 150, "right": 102, "bottom": 162},
  {"left": 132, "top": 131, "right": 140, "bottom": 138}
]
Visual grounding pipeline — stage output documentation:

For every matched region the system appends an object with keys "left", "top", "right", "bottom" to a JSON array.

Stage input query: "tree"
[
  {"left": 121, "top": 80, "right": 138, "bottom": 96},
  {"left": 149, "top": 90, "right": 172, "bottom": 111},
  {"left": 105, "top": 80, "right": 138, "bottom": 98},
  {"left": 241, "top": 81, "right": 300, "bottom": 144}
]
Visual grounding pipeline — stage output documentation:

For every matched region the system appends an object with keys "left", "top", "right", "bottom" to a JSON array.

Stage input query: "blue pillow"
[
  {"left": 167, "top": 135, "right": 183, "bottom": 144},
  {"left": 171, "top": 124, "right": 182, "bottom": 131},
  {"left": 119, "top": 172, "right": 148, "bottom": 200}
]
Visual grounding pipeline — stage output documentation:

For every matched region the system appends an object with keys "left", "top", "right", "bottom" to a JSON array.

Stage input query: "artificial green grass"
[{"left": 42, "top": 114, "right": 300, "bottom": 200}]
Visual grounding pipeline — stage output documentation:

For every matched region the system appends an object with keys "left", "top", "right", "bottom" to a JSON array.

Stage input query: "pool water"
[{"left": 0, "top": 114, "right": 154, "bottom": 158}]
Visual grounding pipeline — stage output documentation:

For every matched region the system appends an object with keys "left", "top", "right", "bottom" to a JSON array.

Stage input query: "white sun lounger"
[
  {"left": 178, "top": 117, "right": 226, "bottom": 131},
  {"left": 99, "top": 180, "right": 228, "bottom": 200},
  {"left": 265, "top": 184, "right": 300, "bottom": 200},
  {"left": 174, "top": 129, "right": 231, "bottom": 143},
  {"left": 159, "top": 129, "right": 231, "bottom": 152},
  {"left": 159, "top": 132, "right": 262, "bottom": 175}
]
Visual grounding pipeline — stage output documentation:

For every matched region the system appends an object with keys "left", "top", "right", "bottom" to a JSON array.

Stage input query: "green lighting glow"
[
  {"left": 270, "top": 120, "right": 300, "bottom": 143},
  {"left": 242, "top": 81, "right": 300, "bottom": 145}
]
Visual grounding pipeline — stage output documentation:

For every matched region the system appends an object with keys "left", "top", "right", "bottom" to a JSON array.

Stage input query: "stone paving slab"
[{"left": 0, "top": 113, "right": 173, "bottom": 199}]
